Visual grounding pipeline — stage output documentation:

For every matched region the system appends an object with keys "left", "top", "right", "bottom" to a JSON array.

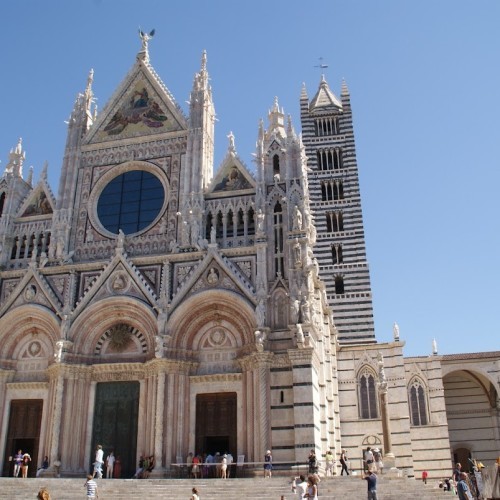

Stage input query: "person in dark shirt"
[{"left": 364, "top": 470, "right": 378, "bottom": 500}]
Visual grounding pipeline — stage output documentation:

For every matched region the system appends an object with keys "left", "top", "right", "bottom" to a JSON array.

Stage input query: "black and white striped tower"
[{"left": 301, "top": 77, "right": 376, "bottom": 344}]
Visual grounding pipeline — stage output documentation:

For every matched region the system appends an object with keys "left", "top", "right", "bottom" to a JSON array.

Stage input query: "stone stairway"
[{"left": 0, "top": 476, "right": 449, "bottom": 499}]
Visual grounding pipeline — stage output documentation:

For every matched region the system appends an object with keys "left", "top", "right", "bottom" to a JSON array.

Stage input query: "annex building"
[{"left": 0, "top": 36, "right": 498, "bottom": 479}]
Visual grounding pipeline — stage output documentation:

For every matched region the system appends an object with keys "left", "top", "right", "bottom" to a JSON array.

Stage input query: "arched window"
[
  {"left": 271, "top": 290, "right": 288, "bottom": 329},
  {"left": 0, "top": 192, "right": 5, "bottom": 218},
  {"left": 205, "top": 212, "right": 213, "bottom": 240},
  {"left": 358, "top": 367, "right": 379, "bottom": 419},
  {"left": 226, "top": 210, "right": 234, "bottom": 238},
  {"left": 409, "top": 378, "right": 428, "bottom": 426},
  {"left": 334, "top": 275, "right": 344, "bottom": 294},
  {"left": 247, "top": 207, "right": 255, "bottom": 235},
  {"left": 273, "top": 154, "right": 280, "bottom": 176},
  {"left": 273, "top": 202, "right": 284, "bottom": 277},
  {"left": 237, "top": 209, "right": 245, "bottom": 236},
  {"left": 326, "top": 211, "right": 344, "bottom": 232},
  {"left": 332, "top": 244, "right": 343, "bottom": 264}
]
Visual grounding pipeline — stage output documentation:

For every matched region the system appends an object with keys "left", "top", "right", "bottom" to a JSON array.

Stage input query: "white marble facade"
[{"left": 0, "top": 40, "right": 498, "bottom": 479}]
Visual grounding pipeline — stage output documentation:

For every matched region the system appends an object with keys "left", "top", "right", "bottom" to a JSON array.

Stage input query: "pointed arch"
[
  {"left": 408, "top": 376, "right": 429, "bottom": 426},
  {"left": 357, "top": 365, "right": 379, "bottom": 419}
]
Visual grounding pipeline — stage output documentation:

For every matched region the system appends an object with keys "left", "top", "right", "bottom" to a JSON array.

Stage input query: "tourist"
[
  {"left": 453, "top": 462, "right": 462, "bottom": 482},
  {"left": 364, "top": 447, "right": 374, "bottom": 472},
  {"left": 422, "top": 469, "right": 428, "bottom": 484},
  {"left": 36, "top": 455, "right": 49, "bottom": 477},
  {"left": 85, "top": 474, "right": 98, "bottom": 499},
  {"left": 192, "top": 454, "right": 200, "bottom": 479},
  {"left": 457, "top": 472, "right": 473, "bottom": 500},
  {"left": 307, "top": 450, "right": 318, "bottom": 475},
  {"left": 37, "top": 487, "right": 51, "bottom": 500},
  {"left": 93, "top": 445, "right": 104, "bottom": 479},
  {"left": 364, "top": 469, "right": 378, "bottom": 500},
  {"left": 205, "top": 452, "right": 214, "bottom": 478},
  {"left": 105, "top": 451, "right": 115, "bottom": 478},
  {"left": 340, "top": 449, "right": 349, "bottom": 476},
  {"left": 142, "top": 455, "right": 155, "bottom": 478},
  {"left": 373, "top": 448, "right": 383, "bottom": 474},
  {"left": 190, "top": 487, "right": 200, "bottom": 500},
  {"left": 21, "top": 452, "right": 31, "bottom": 478},
  {"left": 226, "top": 452, "right": 233, "bottom": 477},
  {"left": 133, "top": 455, "right": 144, "bottom": 478},
  {"left": 13, "top": 449, "right": 23, "bottom": 477},
  {"left": 291, "top": 474, "right": 308, "bottom": 499},
  {"left": 325, "top": 449, "right": 335, "bottom": 476},
  {"left": 220, "top": 454, "right": 228, "bottom": 479},
  {"left": 305, "top": 474, "right": 318, "bottom": 499},
  {"left": 264, "top": 449, "right": 273, "bottom": 478}
]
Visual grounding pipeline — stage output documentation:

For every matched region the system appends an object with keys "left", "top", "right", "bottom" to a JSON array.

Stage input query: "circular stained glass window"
[{"left": 97, "top": 170, "right": 164, "bottom": 235}]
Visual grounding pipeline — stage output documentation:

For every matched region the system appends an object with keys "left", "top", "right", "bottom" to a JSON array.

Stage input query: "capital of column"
[{"left": 238, "top": 351, "right": 274, "bottom": 371}]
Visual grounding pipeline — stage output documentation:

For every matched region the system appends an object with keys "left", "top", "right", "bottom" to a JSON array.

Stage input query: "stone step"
[{"left": 0, "top": 476, "right": 448, "bottom": 499}]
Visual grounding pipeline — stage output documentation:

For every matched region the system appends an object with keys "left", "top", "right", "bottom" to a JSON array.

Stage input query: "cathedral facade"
[{"left": 0, "top": 39, "right": 498, "bottom": 479}]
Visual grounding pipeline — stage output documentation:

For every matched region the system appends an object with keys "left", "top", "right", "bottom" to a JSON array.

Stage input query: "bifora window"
[{"left": 97, "top": 170, "right": 164, "bottom": 235}]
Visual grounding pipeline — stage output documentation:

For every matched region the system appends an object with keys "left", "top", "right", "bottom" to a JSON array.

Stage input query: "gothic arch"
[
  {"left": 168, "top": 290, "right": 255, "bottom": 351},
  {"left": 357, "top": 364, "right": 379, "bottom": 419},
  {"left": 408, "top": 376, "right": 429, "bottom": 426},
  {"left": 70, "top": 296, "right": 157, "bottom": 356},
  {"left": 270, "top": 288, "right": 289, "bottom": 329}
]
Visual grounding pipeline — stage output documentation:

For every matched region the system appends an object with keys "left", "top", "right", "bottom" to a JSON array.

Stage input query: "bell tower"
[{"left": 301, "top": 77, "right": 376, "bottom": 344}]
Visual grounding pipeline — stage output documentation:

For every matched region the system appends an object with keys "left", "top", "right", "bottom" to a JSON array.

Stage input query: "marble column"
[{"left": 151, "top": 369, "right": 166, "bottom": 476}]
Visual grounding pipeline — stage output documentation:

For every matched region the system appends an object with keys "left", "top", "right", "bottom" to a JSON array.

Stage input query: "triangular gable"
[
  {"left": 84, "top": 60, "right": 187, "bottom": 145},
  {"left": 170, "top": 247, "right": 256, "bottom": 310},
  {"left": 72, "top": 250, "right": 158, "bottom": 319},
  {"left": 0, "top": 265, "right": 63, "bottom": 318},
  {"left": 208, "top": 154, "right": 255, "bottom": 195},
  {"left": 310, "top": 78, "right": 342, "bottom": 112},
  {"left": 17, "top": 182, "right": 55, "bottom": 218},
  {"left": 269, "top": 275, "right": 289, "bottom": 296}
]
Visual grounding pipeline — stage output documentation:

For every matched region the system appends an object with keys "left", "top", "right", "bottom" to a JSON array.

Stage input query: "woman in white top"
[
  {"left": 220, "top": 455, "right": 228, "bottom": 479},
  {"left": 190, "top": 487, "right": 200, "bottom": 500},
  {"left": 305, "top": 474, "right": 318, "bottom": 499}
]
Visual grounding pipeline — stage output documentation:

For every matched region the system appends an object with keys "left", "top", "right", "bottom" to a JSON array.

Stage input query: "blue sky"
[{"left": 1, "top": 1, "right": 499, "bottom": 356}]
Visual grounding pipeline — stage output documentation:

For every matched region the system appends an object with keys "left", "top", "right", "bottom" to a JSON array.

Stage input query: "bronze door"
[
  {"left": 2, "top": 399, "right": 43, "bottom": 477},
  {"left": 91, "top": 382, "right": 139, "bottom": 478},
  {"left": 195, "top": 392, "right": 237, "bottom": 456}
]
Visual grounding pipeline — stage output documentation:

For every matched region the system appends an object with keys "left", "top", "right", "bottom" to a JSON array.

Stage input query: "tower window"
[
  {"left": 334, "top": 275, "right": 344, "bottom": 294},
  {"left": 331, "top": 244, "right": 343, "bottom": 264},
  {"left": 326, "top": 211, "right": 344, "bottom": 232}
]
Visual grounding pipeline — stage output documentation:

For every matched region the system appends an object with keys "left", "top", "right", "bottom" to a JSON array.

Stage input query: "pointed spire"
[
  {"left": 27, "top": 166, "right": 34, "bottom": 186},
  {"left": 341, "top": 78, "right": 350, "bottom": 96},
  {"left": 300, "top": 82, "right": 308, "bottom": 100},
  {"left": 4, "top": 138, "right": 25, "bottom": 177},
  {"left": 84, "top": 68, "right": 94, "bottom": 114},
  {"left": 267, "top": 97, "right": 286, "bottom": 138},
  {"left": 41, "top": 161, "right": 48, "bottom": 181}
]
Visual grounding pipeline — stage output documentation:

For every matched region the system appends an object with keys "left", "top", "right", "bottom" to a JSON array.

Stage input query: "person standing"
[
  {"left": 220, "top": 454, "right": 228, "bottom": 479},
  {"left": 85, "top": 474, "right": 98, "bottom": 499},
  {"left": 364, "top": 447, "right": 374, "bottom": 472},
  {"left": 457, "top": 472, "right": 473, "bottom": 500},
  {"left": 422, "top": 470, "right": 428, "bottom": 484},
  {"left": 340, "top": 449, "right": 349, "bottom": 476},
  {"left": 305, "top": 474, "right": 318, "bottom": 499},
  {"left": 105, "top": 451, "right": 115, "bottom": 478},
  {"left": 13, "top": 449, "right": 23, "bottom": 477},
  {"left": 21, "top": 452, "right": 31, "bottom": 478},
  {"left": 93, "top": 445, "right": 104, "bottom": 479},
  {"left": 364, "top": 470, "right": 378, "bottom": 500},
  {"left": 325, "top": 450, "right": 335, "bottom": 477},
  {"left": 264, "top": 450, "right": 273, "bottom": 478},
  {"left": 292, "top": 474, "right": 308, "bottom": 499},
  {"left": 308, "top": 450, "right": 318, "bottom": 475}
]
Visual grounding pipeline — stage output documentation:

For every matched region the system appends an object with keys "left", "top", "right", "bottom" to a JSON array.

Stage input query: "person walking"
[
  {"left": 13, "top": 449, "right": 23, "bottom": 477},
  {"left": 190, "top": 486, "right": 200, "bottom": 500},
  {"left": 325, "top": 449, "right": 335, "bottom": 477},
  {"left": 422, "top": 470, "right": 428, "bottom": 484},
  {"left": 85, "top": 474, "right": 99, "bottom": 499},
  {"left": 21, "top": 452, "right": 31, "bottom": 478},
  {"left": 93, "top": 445, "right": 104, "bottom": 479},
  {"left": 340, "top": 449, "right": 349, "bottom": 475},
  {"left": 307, "top": 450, "right": 318, "bottom": 475}
]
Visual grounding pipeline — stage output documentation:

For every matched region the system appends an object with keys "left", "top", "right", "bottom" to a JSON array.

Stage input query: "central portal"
[{"left": 195, "top": 392, "right": 237, "bottom": 456}]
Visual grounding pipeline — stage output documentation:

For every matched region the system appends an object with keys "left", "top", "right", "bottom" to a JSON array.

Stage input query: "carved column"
[
  {"left": 378, "top": 353, "right": 395, "bottom": 468},
  {"left": 151, "top": 369, "right": 166, "bottom": 476},
  {"left": 46, "top": 366, "right": 65, "bottom": 475}
]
